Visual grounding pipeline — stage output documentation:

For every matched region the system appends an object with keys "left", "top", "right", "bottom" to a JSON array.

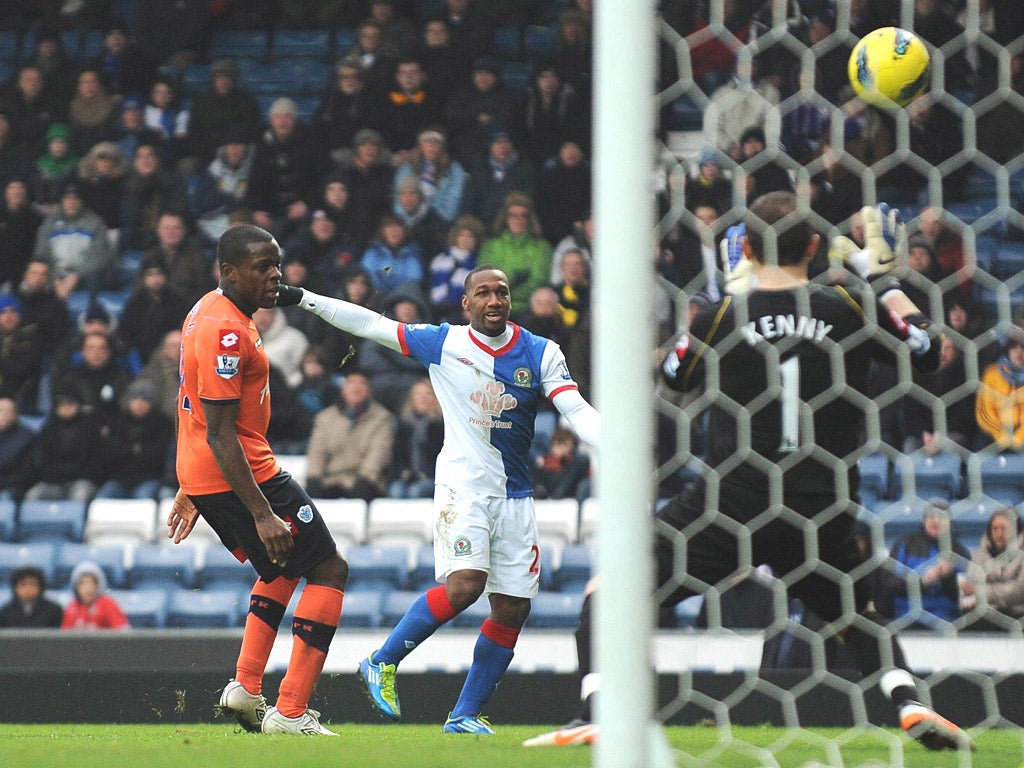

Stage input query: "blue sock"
[
  {"left": 450, "top": 621, "right": 518, "bottom": 718},
  {"left": 375, "top": 588, "right": 453, "bottom": 666}
]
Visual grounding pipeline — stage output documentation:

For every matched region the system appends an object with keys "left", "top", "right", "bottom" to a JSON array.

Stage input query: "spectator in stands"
[
  {"left": 360, "top": 214, "right": 425, "bottom": 298},
  {"left": 67, "top": 69, "right": 122, "bottom": 156},
  {"left": 61, "top": 561, "right": 130, "bottom": 631},
  {"left": 429, "top": 214, "right": 484, "bottom": 323},
  {"left": 305, "top": 370, "right": 395, "bottom": 502},
  {"left": 388, "top": 378, "right": 444, "bottom": 499},
  {"left": 311, "top": 174, "right": 358, "bottom": 248},
  {"left": 118, "top": 256, "right": 190, "bottom": 365},
  {"left": 253, "top": 307, "right": 309, "bottom": 390},
  {"left": 901, "top": 236, "right": 945, "bottom": 318},
  {"left": 293, "top": 345, "right": 335, "bottom": 430},
  {"left": 739, "top": 126, "right": 793, "bottom": 203},
  {"left": 193, "top": 133, "right": 253, "bottom": 245},
  {"left": 553, "top": 248, "right": 591, "bottom": 329},
  {"left": 903, "top": 335, "right": 976, "bottom": 454},
  {"left": 0, "top": 65, "right": 57, "bottom": 156},
  {"left": 135, "top": 0, "right": 210, "bottom": 70},
  {"left": 22, "top": 28, "right": 76, "bottom": 115},
  {"left": 0, "top": 112, "right": 33, "bottom": 190},
  {"left": 313, "top": 57, "right": 373, "bottom": 161},
  {"left": 336, "top": 128, "right": 394, "bottom": 250},
  {"left": 552, "top": 7, "right": 593, "bottom": 96},
  {"left": 0, "top": 396, "right": 35, "bottom": 500},
  {"left": 531, "top": 426, "right": 591, "bottom": 502},
  {"left": 419, "top": 18, "right": 469, "bottom": 105},
  {"left": 393, "top": 176, "right": 447, "bottom": 257},
  {"left": 89, "top": 22, "right": 155, "bottom": 99},
  {"left": 63, "top": 328, "right": 132, "bottom": 426},
  {"left": 143, "top": 77, "right": 190, "bottom": 165},
  {"left": 519, "top": 61, "right": 587, "bottom": 168},
  {"left": 512, "top": 285, "right": 570, "bottom": 349},
  {"left": 0, "top": 566, "right": 63, "bottom": 628},
  {"left": 50, "top": 300, "right": 134, "bottom": 378},
  {"left": 393, "top": 127, "right": 468, "bottom": 225},
  {"left": 977, "top": 327, "right": 1024, "bottom": 452},
  {"left": 138, "top": 329, "right": 181, "bottom": 421},
  {"left": 322, "top": 266, "right": 380, "bottom": 370},
  {"left": 142, "top": 211, "right": 211, "bottom": 307},
  {"left": 914, "top": 206, "right": 967, "bottom": 287},
  {"left": 461, "top": 127, "right": 537, "bottom": 226},
  {"left": 94, "top": 379, "right": 172, "bottom": 500},
  {"left": 245, "top": 97, "right": 326, "bottom": 242},
  {"left": 120, "top": 140, "right": 190, "bottom": 251},
  {"left": 885, "top": 499, "right": 971, "bottom": 626},
  {"left": 345, "top": 18, "right": 396, "bottom": 93},
  {"left": 944, "top": 291, "right": 990, "bottom": 347},
  {"left": 16, "top": 255, "right": 73, "bottom": 363},
  {"left": 33, "top": 184, "right": 111, "bottom": 299},
  {"left": 441, "top": 0, "right": 492, "bottom": 64},
  {"left": 32, "top": 122, "right": 79, "bottom": 217},
  {"left": 185, "top": 59, "right": 260, "bottom": 167},
  {"left": 75, "top": 142, "right": 126, "bottom": 243},
  {"left": 359, "top": 288, "right": 431, "bottom": 412},
  {"left": 0, "top": 292, "right": 42, "bottom": 410},
  {"left": 444, "top": 56, "right": 518, "bottom": 166},
  {"left": 369, "top": 0, "right": 420, "bottom": 58},
  {"left": 536, "top": 140, "right": 591, "bottom": 246},
  {"left": 479, "top": 192, "right": 551, "bottom": 315},
  {"left": 703, "top": 60, "right": 781, "bottom": 162},
  {"left": 961, "top": 507, "right": 1024, "bottom": 625},
  {"left": 376, "top": 57, "right": 439, "bottom": 162},
  {"left": 660, "top": 202, "right": 722, "bottom": 298},
  {"left": 550, "top": 213, "right": 593, "bottom": 285},
  {"left": 684, "top": 148, "right": 731, "bottom": 219},
  {"left": 24, "top": 381, "right": 104, "bottom": 502},
  {"left": 282, "top": 210, "right": 353, "bottom": 296},
  {"left": 0, "top": 179, "right": 42, "bottom": 288},
  {"left": 113, "top": 95, "right": 163, "bottom": 165}
]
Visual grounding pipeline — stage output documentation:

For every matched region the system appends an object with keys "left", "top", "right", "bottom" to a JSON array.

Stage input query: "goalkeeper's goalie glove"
[
  {"left": 276, "top": 284, "right": 304, "bottom": 307},
  {"left": 719, "top": 222, "right": 755, "bottom": 294},
  {"left": 842, "top": 203, "right": 907, "bottom": 282}
]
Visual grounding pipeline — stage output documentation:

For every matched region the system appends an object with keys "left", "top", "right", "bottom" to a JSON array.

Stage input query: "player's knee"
[
  {"left": 304, "top": 552, "right": 348, "bottom": 591},
  {"left": 444, "top": 570, "right": 487, "bottom": 611}
]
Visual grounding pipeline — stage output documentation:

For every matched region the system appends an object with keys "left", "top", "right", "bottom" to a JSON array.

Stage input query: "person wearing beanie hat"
[
  {"left": 186, "top": 56, "right": 261, "bottom": 164},
  {"left": 118, "top": 248, "right": 190, "bottom": 363},
  {"left": 312, "top": 56, "right": 371, "bottom": 156},
  {"left": 684, "top": 146, "right": 730, "bottom": 215},
  {"left": 61, "top": 561, "right": 130, "bottom": 630},
  {"left": 392, "top": 124, "right": 468, "bottom": 226},
  {"left": 0, "top": 566, "right": 64, "bottom": 628},
  {"left": 520, "top": 59, "right": 586, "bottom": 166},
  {"left": 244, "top": 88, "right": 326, "bottom": 241},
  {"left": 93, "top": 372, "right": 173, "bottom": 501},
  {"left": 460, "top": 123, "right": 536, "bottom": 227},
  {"left": 443, "top": 48, "right": 517, "bottom": 166},
  {"left": 34, "top": 122, "right": 79, "bottom": 216}
]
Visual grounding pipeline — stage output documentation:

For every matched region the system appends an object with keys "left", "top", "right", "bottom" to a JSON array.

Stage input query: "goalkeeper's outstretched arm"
[{"left": 277, "top": 285, "right": 403, "bottom": 352}]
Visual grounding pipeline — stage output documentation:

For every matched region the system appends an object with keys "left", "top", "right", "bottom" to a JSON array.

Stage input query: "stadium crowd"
[{"left": 1, "top": 0, "right": 1024, "bottom": 630}]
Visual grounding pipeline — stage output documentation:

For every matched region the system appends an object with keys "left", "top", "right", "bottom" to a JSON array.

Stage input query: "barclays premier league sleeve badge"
[{"left": 216, "top": 329, "right": 241, "bottom": 379}]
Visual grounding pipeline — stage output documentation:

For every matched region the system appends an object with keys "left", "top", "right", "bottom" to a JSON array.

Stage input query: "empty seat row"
[{"left": 858, "top": 452, "right": 1024, "bottom": 510}]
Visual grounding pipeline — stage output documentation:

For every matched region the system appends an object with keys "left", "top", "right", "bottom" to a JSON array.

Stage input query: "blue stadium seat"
[
  {"left": 876, "top": 498, "right": 929, "bottom": 542},
  {"left": 338, "top": 587, "right": 384, "bottom": 628},
  {"left": 293, "top": 96, "right": 320, "bottom": 123},
  {"left": 500, "top": 61, "right": 533, "bottom": 92},
  {"left": 556, "top": 544, "right": 592, "bottom": 593},
  {"left": 0, "top": 499, "right": 15, "bottom": 541},
  {"left": 415, "top": 0, "right": 445, "bottom": 21},
  {"left": 60, "top": 30, "right": 84, "bottom": 60},
  {"left": 408, "top": 543, "right": 437, "bottom": 591},
  {"left": 949, "top": 496, "right": 1004, "bottom": 548},
  {"left": 381, "top": 590, "right": 420, "bottom": 625},
  {"left": 128, "top": 544, "right": 198, "bottom": 590},
  {"left": 242, "top": 63, "right": 296, "bottom": 94},
  {"left": 211, "top": 30, "right": 270, "bottom": 60},
  {"left": 0, "top": 30, "right": 20, "bottom": 62},
  {"left": 199, "top": 546, "right": 257, "bottom": 592},
  {"left": 333, "top": 28, "right": 357, "bottom": 55},
  {"left": 996, "top": 241, "right": 1024, "bottom": 280},
  {"left": 344, "top": 545, "right": 409, "bottom": 592},
  {"left": 675, "top": 595, "right": 705, "bottom": 628},
  {"left": 858, "top": 453, "right": 890, "bottom": 509},
  {"left": 110, "top": 588, "right": 168, "bottom": 628},
  {"left": 492, "top": 26, "right": 521, "bottom": 58},
  {"left": 273, "top": 29, "right": 330, "bottom": 58},
  {"left": 979, "top": 454, "right": 1024, "bottom": 506},
  {"left": 0, "top": 541, "right": 58, "bottom": 585},
  {"left": 55, "top": 543, "right": 127, "bottom": 588},
  {"left": 81, "top": 30, "right": 104, "bottom": 60},
  {"left": 974, "top": 233, "right": 999, "bottom": 272},
  {"left": 528, "top": 591, "right": 583, "bottom": 628},
  {"left": 277, "top": 58, "right": 332, "bottom": 93},
  {"left": 17, "top": 499, "right": 87, "bottom": 542},
  {"left": 901, "top": 452, "right": 962, "bottom": 500},
  {"left": 181, "top": 64, "right": 212, "bottom": 94},
  {"left": 522, "top": 25, "right": 557, "bottom": 58},
  {"left": 167, "top": 588, "right": 243, "bottom": 628},
  {"left": 97, "top": 289, "right": 131, "bottom": 321}
]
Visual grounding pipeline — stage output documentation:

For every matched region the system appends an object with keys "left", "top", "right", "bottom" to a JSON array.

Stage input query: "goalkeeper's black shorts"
[
  {"left": 654, "top": 478, "right": 870, "bottom": 623},
  {"left": 190, "top": 470, "right": 338, "bottom": 582}
]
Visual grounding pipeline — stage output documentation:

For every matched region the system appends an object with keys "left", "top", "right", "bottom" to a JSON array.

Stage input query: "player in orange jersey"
[{"left": 167, "top": 224, "right": 348, "bottom": 735}]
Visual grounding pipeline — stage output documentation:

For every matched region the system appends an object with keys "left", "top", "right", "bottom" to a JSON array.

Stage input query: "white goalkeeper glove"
[
  {"left": 843, "top": 203, "right": 907, "bottom": 281},
  {"left": 719, "top": 223, "right": 756, "bottom": 294}
]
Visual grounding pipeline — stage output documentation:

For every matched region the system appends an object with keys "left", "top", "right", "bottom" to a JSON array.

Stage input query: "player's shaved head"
[
  {"left": 746, "top": 191, "right": 816, "bottom": 267},
  {"left": 464, "top": 264, "right": 507, "bottom": 292},
  {"left": 218, "top": 224, "right": 276, "bottom": 267}
]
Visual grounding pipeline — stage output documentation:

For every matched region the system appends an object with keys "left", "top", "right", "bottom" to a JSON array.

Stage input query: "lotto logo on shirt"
[{"left": 219, "top": 330, "right": 240, "bottom": 350}]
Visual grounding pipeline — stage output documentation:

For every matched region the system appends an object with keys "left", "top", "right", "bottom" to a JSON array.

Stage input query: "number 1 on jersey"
[{"left": 779, "top": 356, "right": 800, "bottom": 453}]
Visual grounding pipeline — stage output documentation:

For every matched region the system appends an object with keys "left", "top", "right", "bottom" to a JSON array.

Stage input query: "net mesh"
[{"left": 652, "top": 2, "right": 1023, "bottom": 763}]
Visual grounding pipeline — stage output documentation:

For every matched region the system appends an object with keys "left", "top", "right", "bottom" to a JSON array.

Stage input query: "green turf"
[{"left": 0, "top": 724, "right": 1021, "bottom": 768}]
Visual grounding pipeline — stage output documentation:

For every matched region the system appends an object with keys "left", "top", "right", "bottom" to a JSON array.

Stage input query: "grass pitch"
[{"left": 1, "top": 724, "right": 1022, "bottom": 768}]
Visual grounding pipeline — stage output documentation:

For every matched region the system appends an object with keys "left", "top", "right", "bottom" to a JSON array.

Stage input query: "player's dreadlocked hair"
[
  {"left": 217, "top": 224, "right": 276, "bottom": 267},
  {"left": 745, "top": 191, "right": 817, "bottom": 267}
]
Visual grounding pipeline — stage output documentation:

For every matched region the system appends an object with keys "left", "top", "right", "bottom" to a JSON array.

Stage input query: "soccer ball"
[{"left": 848, "top": 27, "right": 930, "bottom": 108}]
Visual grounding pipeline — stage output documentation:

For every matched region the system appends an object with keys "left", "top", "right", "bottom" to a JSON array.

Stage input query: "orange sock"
[
  {"left": 235, "top": 576, "right": 298, "bottom": 695},
  {"left": 276, "top": 584, "right": 344, "bottom": 718}
]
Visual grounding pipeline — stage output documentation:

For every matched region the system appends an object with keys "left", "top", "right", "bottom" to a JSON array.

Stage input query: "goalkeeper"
[{"left": 529, "top": 192, "right": 973, "bottom": 752}]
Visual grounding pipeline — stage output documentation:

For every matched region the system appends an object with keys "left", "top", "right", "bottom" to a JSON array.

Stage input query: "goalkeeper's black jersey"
[{"left": 667, "top": 283, "right": 939, "bottom": 498}]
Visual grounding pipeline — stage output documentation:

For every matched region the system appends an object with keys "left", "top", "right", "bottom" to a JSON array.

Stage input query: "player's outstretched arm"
[
  {"left": 552, "top": 388, "right": 600, "bottom": 448},
  {"left": 277, "top": 285, "right": 403, "bottom": 352}
]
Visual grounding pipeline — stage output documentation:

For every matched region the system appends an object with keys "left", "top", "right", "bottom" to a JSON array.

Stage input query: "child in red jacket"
[{"left": 61, "top": 561, "right": 129, "bottom": 630}]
